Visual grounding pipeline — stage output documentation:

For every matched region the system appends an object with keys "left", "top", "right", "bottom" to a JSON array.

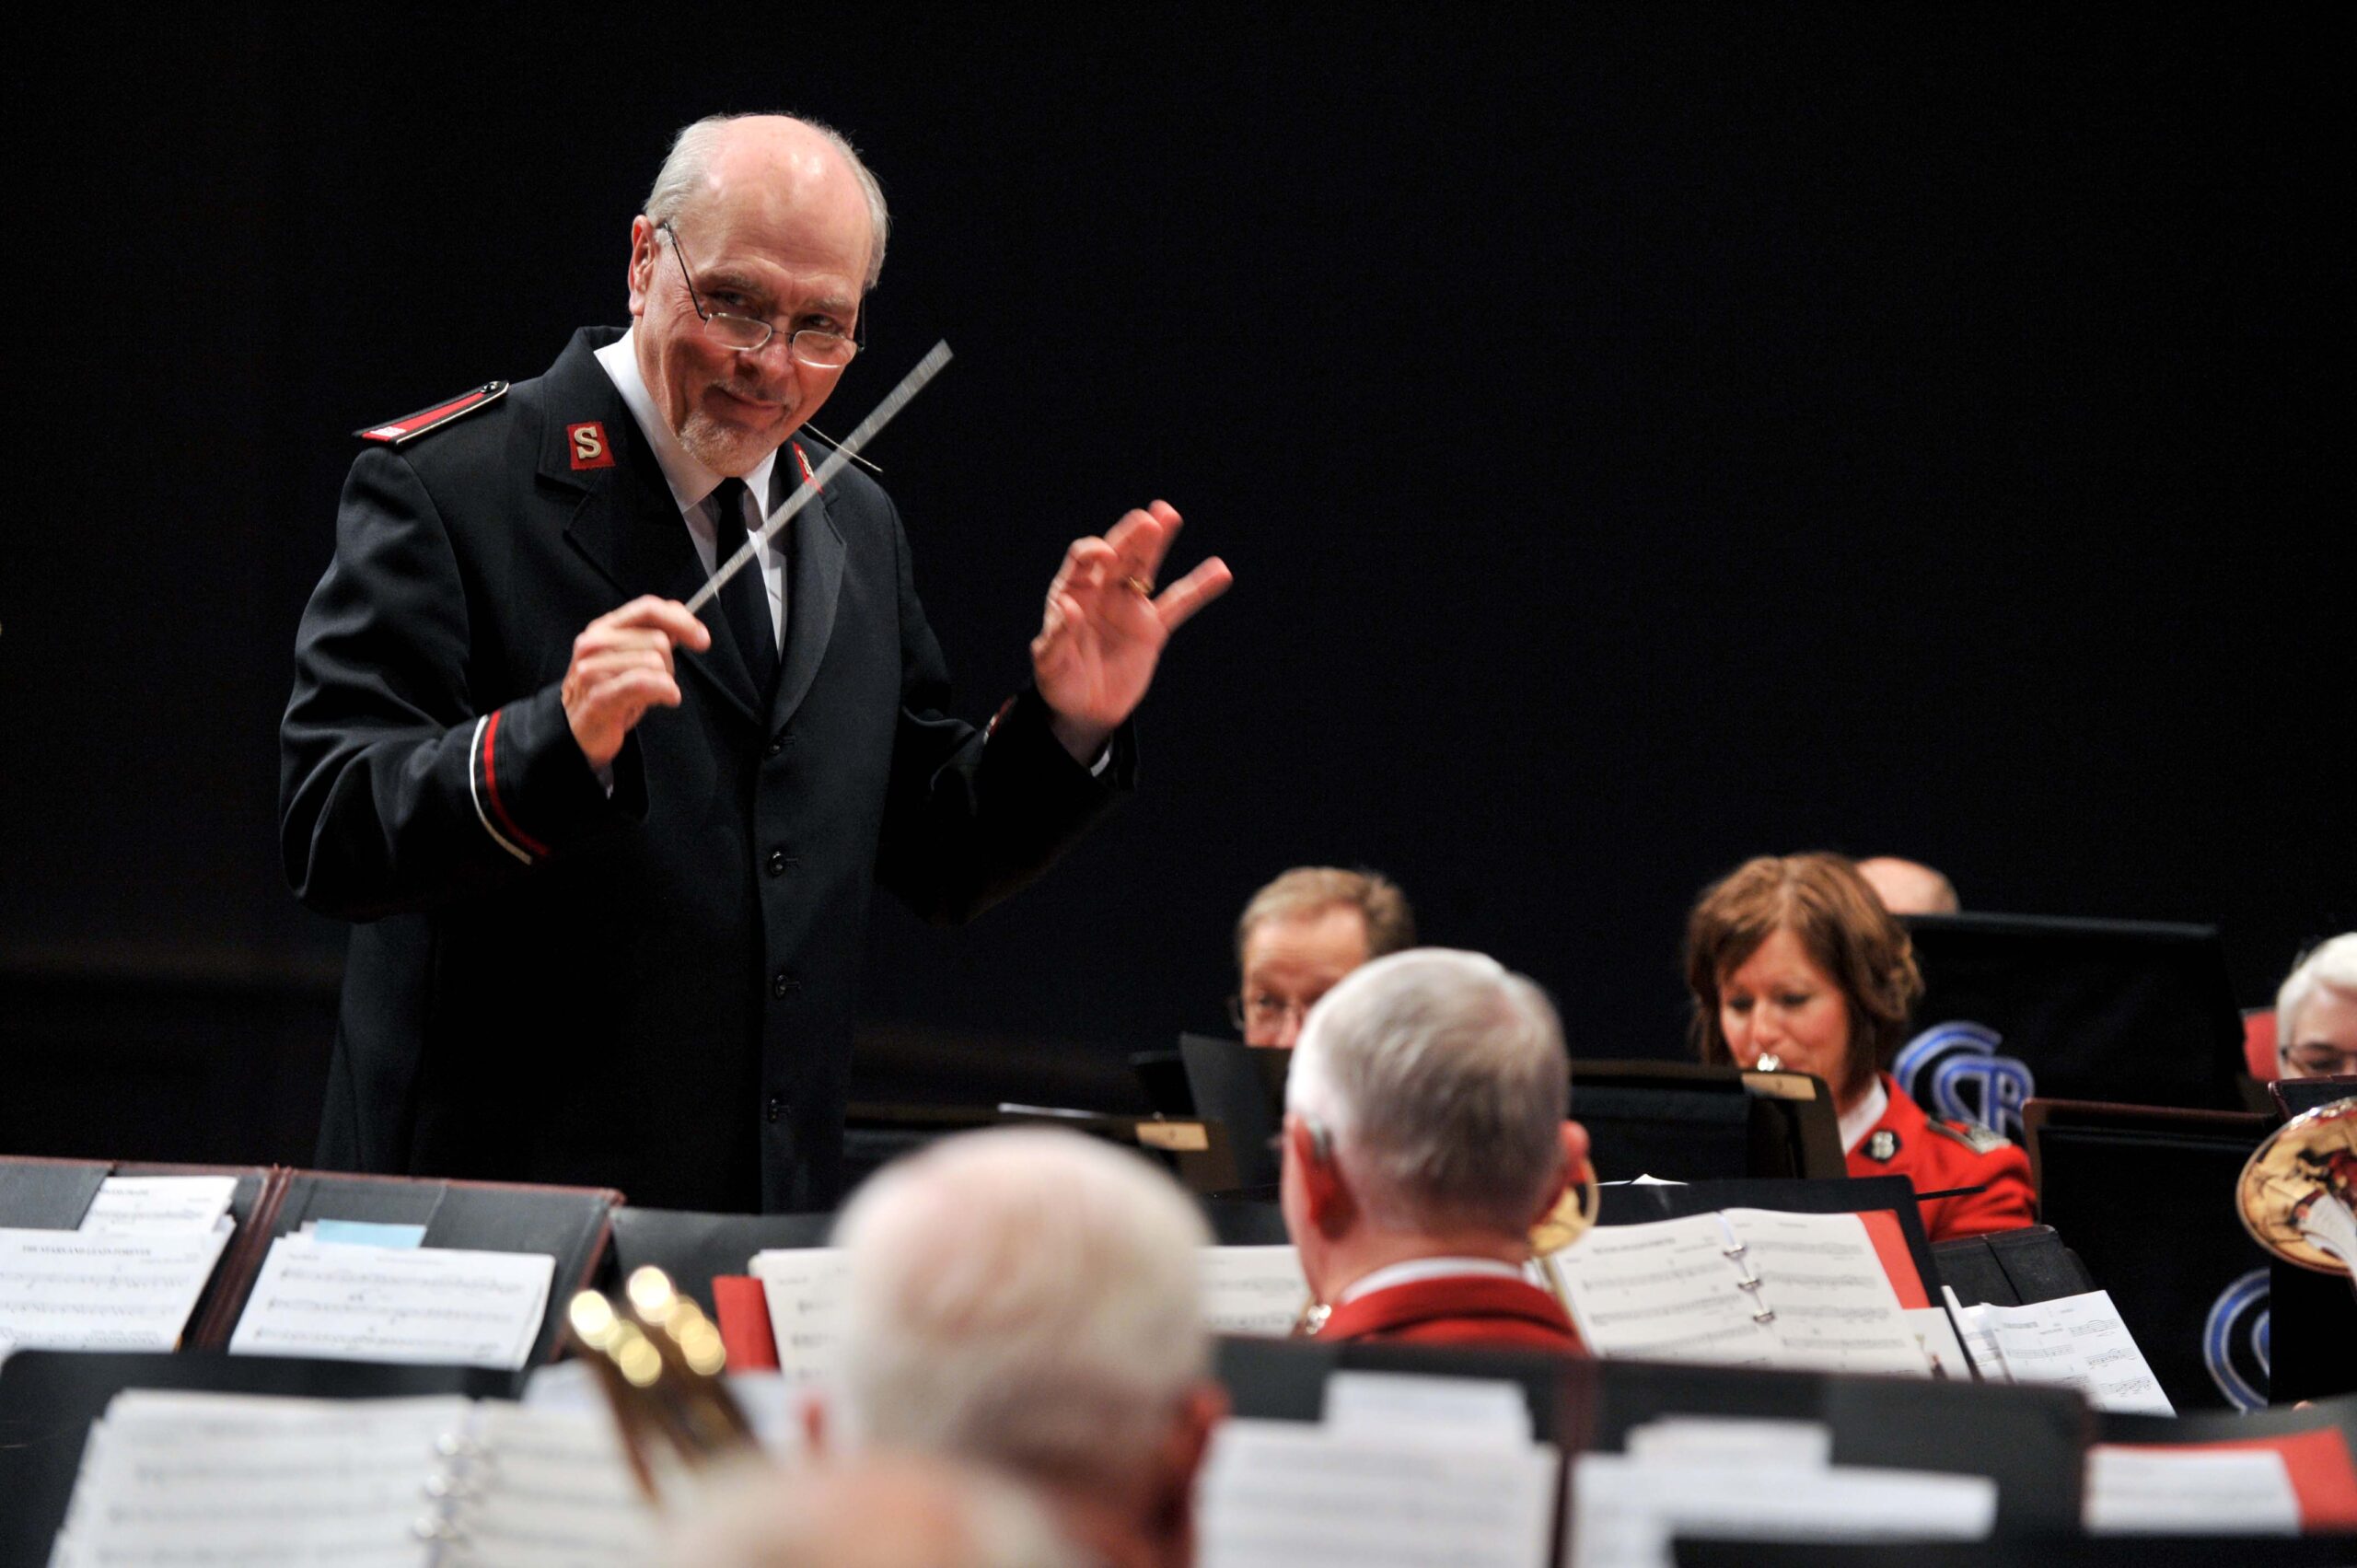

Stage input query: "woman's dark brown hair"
[{"left": 1683, "top": 853, "right": 1922, "bottom": 1098}]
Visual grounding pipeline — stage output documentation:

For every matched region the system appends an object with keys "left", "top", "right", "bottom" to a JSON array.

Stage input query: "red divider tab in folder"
[
  {"left": 2166, "top": 1430, "right": 2357, "bottom": 1532},
  {"left": 1856, "top": 1209, "right": 1932, "bottom": 1309},
  {"left": 713, "top": 1275, "right": 780, "bottom": 1373}
]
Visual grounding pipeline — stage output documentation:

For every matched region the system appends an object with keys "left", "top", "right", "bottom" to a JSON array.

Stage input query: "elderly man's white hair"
[
  {"left": 830, "top": 1127, "right": 1212, "bottom": 1486},
  {"left": 2280, "top": 935, "right": 2357, "bottom": 1050},
  {"left": 1287, "top": 947, "right": 1570, "bottom": 1234},
  {"left": 661, "top": 1453, "right": 1082, "bottom": 1568},
  {"left": 645, "top": 112, "right": 891, "bottom": 290}
]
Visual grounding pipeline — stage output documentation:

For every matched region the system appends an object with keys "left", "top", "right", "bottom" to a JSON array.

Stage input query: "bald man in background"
[{"left": 1857, "top": 856, "right": 1960, "bottom": 916}]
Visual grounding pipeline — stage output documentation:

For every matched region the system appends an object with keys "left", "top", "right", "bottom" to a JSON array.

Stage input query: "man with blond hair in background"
[{"left": 1232, "top": 866, "right": 1416, "bottom": 1048}]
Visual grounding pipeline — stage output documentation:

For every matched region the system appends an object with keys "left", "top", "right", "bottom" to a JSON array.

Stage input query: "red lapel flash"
[{"left": 568, "top": 422, "right": 616, "bottom": 470}]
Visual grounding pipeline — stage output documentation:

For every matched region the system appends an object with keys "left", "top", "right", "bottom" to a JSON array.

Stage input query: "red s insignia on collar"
[{"left": 568, "top": 422, "right": 615, "bottom": 470}]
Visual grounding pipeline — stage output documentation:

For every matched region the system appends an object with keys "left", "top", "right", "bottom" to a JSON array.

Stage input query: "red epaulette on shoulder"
[{"left": 354, "top": 381, "right": 509, "bottom": 445}]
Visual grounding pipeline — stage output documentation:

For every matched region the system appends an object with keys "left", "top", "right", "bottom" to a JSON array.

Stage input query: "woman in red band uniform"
[{"left": 1684, "top": 853, "right": 2036, "bottom": 1243}]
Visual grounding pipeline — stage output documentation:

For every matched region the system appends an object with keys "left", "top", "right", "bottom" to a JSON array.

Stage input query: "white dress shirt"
[{"left": 593, "top": 329, "right": 786, "bottom": 649}]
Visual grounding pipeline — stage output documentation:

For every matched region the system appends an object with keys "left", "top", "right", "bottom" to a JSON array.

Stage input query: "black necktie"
[{"left": 709, "top": 478, "right": 777, "bottom": 697}]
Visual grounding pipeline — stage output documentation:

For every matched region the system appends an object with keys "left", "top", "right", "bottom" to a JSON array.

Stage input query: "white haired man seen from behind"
[
  {"left": 815, "top": 1127, "right": 1226, "bottom": 1568},
  {"left": 1282, "top": 947, "right": 1592, "bottom": 1353}
]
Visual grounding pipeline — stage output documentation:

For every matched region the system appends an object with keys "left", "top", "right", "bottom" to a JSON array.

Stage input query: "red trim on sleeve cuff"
[{"left": 480, "top": 710, "right": 552, "bottom": 859}]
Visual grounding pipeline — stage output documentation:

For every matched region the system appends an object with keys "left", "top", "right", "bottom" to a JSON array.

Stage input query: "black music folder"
[
  {"left": 2026, "top": 1098, "right": 2275, "bottom": 1411},
  {"left": 1571, "top": 1062, "right": 1848, "bottom": 1183},
  {"left": 1902, "top": 912, "right": 2246, "bottom": 1117},
  {"left": 1174, "top": 1038, "right": 1849, "bottom": 1193},
  {"left": 605, "top": 1205, "right": 835, "bottom": 1315},
  {"left": 842, "top": 1102, "right": 1243, "bottom": 1196},
  {"left": 1678, "top": 1539, "right": 2357, "bottom": 1566},
  {"left": 2272, "top": 1074, "right": 2357, "bottom": 1121},
  {"left": 1598, "top": 1175, "right": 1942, "bottom": 1305},
  {"left": 1177, "top": 1033, "right": 1291, "bottom": 1188},
  {"left": 1214, "top": 1337, "right": 2088, "bottom": 1538},
  {"left": 1931, "top": 1225, "right": 2094, "bottom": 1308},
  {"left": 0, "top": 1155, "right": 279, "bottom": 1363},
  {"left": 0, "top": 1350, "right": 510, "bottom": 1568},
  {"left": 196, "top": 1169, "right": 621, "bottom": 1365}
]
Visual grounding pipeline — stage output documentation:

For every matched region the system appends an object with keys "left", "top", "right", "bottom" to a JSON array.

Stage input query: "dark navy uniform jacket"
[{"left": 280, "top": 327, "right": 1129, "bottom": 1213}]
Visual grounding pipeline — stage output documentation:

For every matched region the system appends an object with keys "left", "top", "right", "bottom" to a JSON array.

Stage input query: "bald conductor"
[{"left": 282, "top": 113, "right": 1230, "bottom": 1213}]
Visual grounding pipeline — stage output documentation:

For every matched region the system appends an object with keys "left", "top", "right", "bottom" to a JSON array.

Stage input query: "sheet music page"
[
  {"left": 1622, "top": 1416, "right": 1831, "bottom": 1469},
  {"left": 77, "top": 1174, "right": 238, "bottom": 1233},
  {"left": 1723, "top": 1209, "right": 1930, "bottom": 1376},
  {"left": 1547, "top": 1213, "right": 1781, "bottom": 1366},
  {"left": 2084, "top": 1445, "right": 2300, "bottom": 1534},
  {"left": 0, "top": 1223, "right": 231, "bottom": 1358},
  {"left": 227, "top": 1235, "right": 553, "bottom": 1370},
  {"left": 1549, "top": 1210, "right": 1926, "bottom": 1374},
  {"left": 445, "top": 1402, "right": 663, "bottom": 1564},
  {"left": 1323, "top": 1371, "right": 1533, "bottom": 1446},
  {"left": 48, "top": 1389, "right": 470, "bottom": 1568},
  {"left": 1565, "top": 1451, "right": 1997, "bottom": 1568},
  {"left": 1200, "top": 1245, "right": 1310, "bottom": 1337},
  {"left": 749, "top": 1247, "right": 850, "bottom": 1386},
  {"left": 1901, "top": 1305, "right": 1975, "bottom": 1379},
  {"left": 1970, "top": 1289, "right": 2174, "bottom": 1414},
  {"left": 1198, "top": 1417, "right": 1560, "bottom": 1568}
]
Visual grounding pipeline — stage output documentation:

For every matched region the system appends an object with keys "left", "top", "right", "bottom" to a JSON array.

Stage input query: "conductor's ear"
[{"left": 627, "top": 215, "right": 659, "bottom": 317}]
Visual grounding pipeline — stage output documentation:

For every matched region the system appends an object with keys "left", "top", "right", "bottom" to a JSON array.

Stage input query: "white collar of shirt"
[
  {"left": 1839, "top": 1077, "right": 1892, "bottom": 1154},
  {"left": 592, "top": 330, "right": 787, "bottom": 639},
  {"left": 594, "top": 327, "right": 782, "bottom": 519},
  {"left": 1337, "top": 1256, "right": 1526, "bottom": 1305}
]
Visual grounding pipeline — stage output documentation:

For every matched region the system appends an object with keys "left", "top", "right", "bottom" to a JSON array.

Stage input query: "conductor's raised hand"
[
  {"left": 1032, "top": 500, "right": 1233, "bottom": 761},
  {"left": 562, "top": 597, "right": 713, "bottom": 772}
]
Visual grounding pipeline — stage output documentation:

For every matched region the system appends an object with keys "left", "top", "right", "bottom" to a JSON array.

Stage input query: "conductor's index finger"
[{"left": 604, "top": 595, "right": 712, "bottom": 651}]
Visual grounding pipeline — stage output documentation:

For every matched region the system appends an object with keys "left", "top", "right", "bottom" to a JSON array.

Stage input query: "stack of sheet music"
[
  {"left": 1944, "top": 1286, "right": 2174, "bottom": 1414},
  {"left": 1545, "top": 1208, "right": 1938, "bottom": 1376},
  {"left": 1198, "top": 1371, "right": 1562, "bottom": 1568},
  {"left": 0, "top": 1176, "right": 238, "bottom": 1363},
  {"left": 47, "top": 1389, "right": 657, "bottom": 1567},
  {"left": 749, "top": 1243, "right": 1311, "bottom": 1383}
]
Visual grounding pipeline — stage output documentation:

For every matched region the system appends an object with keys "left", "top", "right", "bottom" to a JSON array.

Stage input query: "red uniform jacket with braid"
[
  {"left": 1847, "top": 1074, "right": 2037, "bottom": 1242},
  {"left": 1315, "top": 1274, "right": 1588, "bottom": 1354}
]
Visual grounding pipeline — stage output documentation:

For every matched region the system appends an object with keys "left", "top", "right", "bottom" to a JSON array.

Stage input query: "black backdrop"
[{"left": 1, "top": 9, "right": 2346, "bottom": 1165}]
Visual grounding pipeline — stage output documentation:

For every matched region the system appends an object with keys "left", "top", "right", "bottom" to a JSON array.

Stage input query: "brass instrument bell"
[{"left": 2237, "top": 1096, "right": 2357, "bottom": 1278}]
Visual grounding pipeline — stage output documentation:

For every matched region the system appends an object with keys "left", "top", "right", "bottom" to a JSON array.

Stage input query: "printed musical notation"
[
  {"left": 0, "top": 1225, "right": 233, "bottom": 1357},
  {"left": 1199, "top": 1246, "right": 1311, "bottom": 1337},
  {"left": 46, "top": 1389, "right": 659, "bottom": 1568},
  {"left": 77, "top": 1175, "right": 239, "bottom": 1235},
  {"left": 1548, "top": 1209, "right": 1931, "bottom": 1377},
  {"left": 227, "top": 1236, "right": 554, "bottom": 1371},
  {"left": 1199, "top": 1417, "right": 1561, "bottom": 1568},
  {"left": 1946, "top": 1289, "right": 2173, "bottom": 1416},
  {"left": 1569, "top": 1441, "right": 1998, "bottom": 1568},
  {"left": 749, "top": 1248, "right": 852, "bottom": 1386}
]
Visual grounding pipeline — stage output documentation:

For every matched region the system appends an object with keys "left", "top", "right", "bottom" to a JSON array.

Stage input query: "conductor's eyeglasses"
[{"left": 657, "top": 221, "right": 861, "bottom": 369}]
